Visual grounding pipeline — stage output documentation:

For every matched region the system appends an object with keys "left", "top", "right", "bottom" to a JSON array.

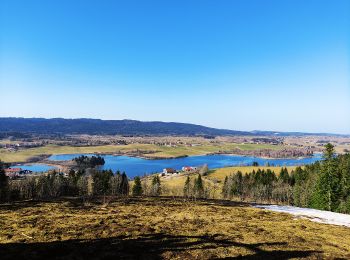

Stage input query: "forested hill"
[
  {"left": 0, "top": 117, "right": 344, "bottom": 136},
  {"left": 0, "top": 118, "right": 251, "bottom": 136}
]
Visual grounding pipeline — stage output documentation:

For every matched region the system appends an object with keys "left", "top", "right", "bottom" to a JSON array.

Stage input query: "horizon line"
[{"left": 0, "top": 116, "right": 349, "bottom": 136}]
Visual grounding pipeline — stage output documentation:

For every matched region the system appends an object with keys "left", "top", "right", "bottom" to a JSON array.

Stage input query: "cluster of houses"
[
  {"left": 1, "top": 142, "right": 43, "bottom": 151},
  {"left": 4, "top": 167, "right": 33, "bottom": 178},
  {"left": 162, "top": 166, "right": 198, "bottom": 175}
]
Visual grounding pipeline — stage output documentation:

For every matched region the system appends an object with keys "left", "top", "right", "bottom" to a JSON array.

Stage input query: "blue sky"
[{"left": 1, "top": 0, "right": 349, "bottom": 134}]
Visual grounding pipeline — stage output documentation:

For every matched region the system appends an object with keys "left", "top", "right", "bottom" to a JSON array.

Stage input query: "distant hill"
[{"left": 0, "top": 117, "right": 345, "bottom": 137}]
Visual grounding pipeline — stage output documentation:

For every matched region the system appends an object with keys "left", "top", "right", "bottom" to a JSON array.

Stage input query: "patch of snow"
[{"left": 254, "top": 204, "right": 350, "bottom": 227}]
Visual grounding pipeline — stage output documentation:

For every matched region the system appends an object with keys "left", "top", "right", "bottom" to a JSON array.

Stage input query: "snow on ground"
[{"left": 254, "top": 204, "right": 350, "bottom": 227}]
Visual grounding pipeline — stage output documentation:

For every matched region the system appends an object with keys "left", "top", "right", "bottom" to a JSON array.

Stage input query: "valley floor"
[{"left": 0, "top": 197, "right": 349, "bottom": 259}]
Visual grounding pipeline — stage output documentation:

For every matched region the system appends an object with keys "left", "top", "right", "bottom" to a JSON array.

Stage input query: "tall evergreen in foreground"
[
  {"left": 151, "top": 175, "right": 161, "bottom": 196},
  {"left": 119, "top": 172, "right": 130, "bottom": 195},
  {"left": 132, "top": 176, "right": 143, "bottom": 196},
  {"left": 194, "top": 174, "right": 204, "bottom": 198},
  {"left": 278, "top": 167, "right": 290, "bottom": 184},
  {"left": 222, "top": 176, "right": 229, "bottom": 198},
  {"left": 311, "top": 144, "right": 342, "bottom": 211},
  {"left": 183, "top": 176, "right": 191, "bottom": 198}
]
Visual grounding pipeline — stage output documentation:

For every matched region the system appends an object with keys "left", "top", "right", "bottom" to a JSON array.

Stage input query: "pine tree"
[
  {"left": 279, "top": 167, "right": 290, "bottom": 183},
  {"left": 231, "top": 171, "right": 243, "bottom": 198},
  {"left": 77, "top": 176, "right": 89, "bottom": 197},
  {"left": 312, "top": 143, "right": 340, "bottom": 211},
  {"left": 323, "top": 143, "right": 335, "bottom": 160},
  {"left": 92, "top": 170, "right": 113, "bottom": 196},
  {"left": 132, "top": 176, "right": 143, "bottom": 196},
  {"left": 151, "top": 175, "right": 161, "bottom": 196},
  {"left": 194, "top": 174, "right": 204, "bottom": 198},
  {"left": 222, "top": 176, "right": 228, "bottom": 198},
  {"left": 119, "top": 172, "right": 129, "bottom": 196},
  {"left": 183, "top": 176, "right": 191, "bottom": 197},
  {"left": 338, "top": 154, "right": 350, "bottom": 213}
]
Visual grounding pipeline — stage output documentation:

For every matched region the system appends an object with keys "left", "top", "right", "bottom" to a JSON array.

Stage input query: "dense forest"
[
  {"left": 73, "top": 155, "right": 105, "bottom": 169},
  {"left": 0, "top": 118, "right": 251, "bottom": 136},
  {"left": 0, "top": 168, "right": 129, "bottom": 201},
  {"left": 222, "top": 144, "right": 350, "bottom": 213},
  {"left": 0, "top": 117, "right": 341, "bottom": 136}
]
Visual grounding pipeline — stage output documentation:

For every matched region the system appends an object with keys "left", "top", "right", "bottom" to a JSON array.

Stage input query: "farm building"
[
  {"left": 163, "top": 168, "right": 176, "bottom": 174},
  {"left": 182, "top": 166, "right": 197, "bottom": 172},
  {"left": 4, "top": 168, "right": 22, "bottom": 178}
]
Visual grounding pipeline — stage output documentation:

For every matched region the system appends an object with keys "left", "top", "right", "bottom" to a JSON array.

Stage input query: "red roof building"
[
  {"left": 4, "top": 168, "right": 22, "bottom": 177},
  {"left": 163, "top": 168, "right": 176, "bottom": 174}
]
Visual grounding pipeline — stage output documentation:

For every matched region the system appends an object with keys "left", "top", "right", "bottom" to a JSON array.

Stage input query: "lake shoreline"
[
  {"left": 35, "top": 150, "right": 317, "bottom": 162},
  {"left": 14, "top": 153, "right": 322, "bottom": 176}
]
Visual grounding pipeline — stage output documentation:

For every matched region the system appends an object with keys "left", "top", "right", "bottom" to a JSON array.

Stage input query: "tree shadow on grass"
[
  {"left": 0, "top": 233, "right": 320, "bottom": 260},
  {"left": 0, "top": 198, "right": 90, "bottom": 211},
  {"left": 0, "top": 197, "right": 252, "bottom": 212}
]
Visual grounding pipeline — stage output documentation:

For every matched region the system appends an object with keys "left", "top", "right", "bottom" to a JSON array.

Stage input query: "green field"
[{"left": 0, "top": 143, "right": 283, "bottom": 163}]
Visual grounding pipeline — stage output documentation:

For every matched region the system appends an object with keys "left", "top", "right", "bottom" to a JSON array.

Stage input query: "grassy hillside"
[
  {"left": 152, "top": 166, "right": 298, "bottom": 198},
  {"left": 0, "top": 197, "right": 349, "bottom": 259},
  {"left": 0, "top": 144, "right": 157, "bottom": 162},
  {"left": 207, "top": 166, "right": 298, "bottom": 182}
]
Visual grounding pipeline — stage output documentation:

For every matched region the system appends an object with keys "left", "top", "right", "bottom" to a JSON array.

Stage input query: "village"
[
  {"left": 3, "top": 164, "right": 207, "bottom": 180},
  {"left": 3, "top": 167, "right": 33, "bottom": 178},
  {"left": 161, "top": 166, "right": 199, "bottom": 176}
]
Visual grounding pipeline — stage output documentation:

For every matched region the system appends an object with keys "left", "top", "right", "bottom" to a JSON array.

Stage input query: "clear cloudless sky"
[{"left": 0, "top": 0, "right": 349, "bottom": 134}]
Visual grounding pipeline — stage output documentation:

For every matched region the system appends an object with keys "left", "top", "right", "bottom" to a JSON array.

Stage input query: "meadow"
[
  {"left": 146, "top": 166, "right": 298, "bottom": 199},
  {"left": 0, "top": 197, "right": 349, "bottom": 259},
  {"left": 0, "top": 142, "right": 283, "bottom": 163}
]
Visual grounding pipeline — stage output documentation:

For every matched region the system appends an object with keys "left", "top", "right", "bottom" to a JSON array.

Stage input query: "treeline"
[
  {"left": 222, "top": 144, "right": 350, "bottom": 213},
  {"left": 222, "top": 168, "right": 292, "bottom": 204},
  {"left": 215, "top": 148, "right": 314, "bottom": 159},
  {"left": 73, "top": 155, "right": 105, "bottom": 168},
  {"left": 132, "top": 174, "right": 208, "bottom": 199},
  {"left": 183, "top": 175, "right": 206, "bottom": 199},
  {"left": 0, "top": 167, "right": 129, "bottom": 201},
  {"left": 132, "top": 175, "right": 162, "bottom": 197}
]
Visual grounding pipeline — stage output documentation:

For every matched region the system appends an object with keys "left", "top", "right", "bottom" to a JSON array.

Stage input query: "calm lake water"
[
  {"left": 14, "top": 164, "right": 56, "bottom": 172},
  {"left": 48, "top": 153, "right": 323, "bottom": 178}
]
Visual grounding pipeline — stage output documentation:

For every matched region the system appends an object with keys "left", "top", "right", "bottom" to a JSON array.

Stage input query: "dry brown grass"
[
  {"left": 152, "top": 166, "right": 299, "bottom": 199},
  {"left": 207, "top": 166, "right": 298, "bottom": 182},
  {"left": 1, "top": 197, "right": 349, "bottom": 259}
]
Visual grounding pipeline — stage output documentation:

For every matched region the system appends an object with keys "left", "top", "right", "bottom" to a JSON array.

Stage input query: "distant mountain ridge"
[{"left": 0, "top": 117, "right": 346, "bottom": 136}]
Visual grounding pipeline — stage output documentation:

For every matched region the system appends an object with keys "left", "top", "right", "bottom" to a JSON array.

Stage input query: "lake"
[
  {"left": 47, "top": 153, "right": 323, "bottom": 178},
  {"left": 13, "top": 164, "right": 57, "bottom": 172}
]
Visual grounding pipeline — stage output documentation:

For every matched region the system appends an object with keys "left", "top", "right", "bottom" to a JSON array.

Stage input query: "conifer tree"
[
  {"left": 230, "top": 171, "right": 243, "bottom": 198},
  {"left": 77, "top": 175, "right": 89, "bottom": 197},
  {"left": 132, "top": 176, "right": 143, "bottom": 196},
  {"left": 222, "top": 176, "right": 228, "bottom": 198},
  {"left": 151, "top": 175, "right": 161, "bottom": 196},
  {"left": 194, "top": 174, "right": 204, "bottom": 198},
  {"left": 338, "top": 154, "right": 350, "bottom": 212},
  {"left": 183, "top": 176, "right": 191, "bottom": 198},
  {"left": 312, "top": 143, "right": 340, "bottom": 211},
  {"left": 279, "top": 167, "right": 290, "bottom": 183},
  {"left": 119, "top": 172, "right": 129, "bottom": 195}
]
